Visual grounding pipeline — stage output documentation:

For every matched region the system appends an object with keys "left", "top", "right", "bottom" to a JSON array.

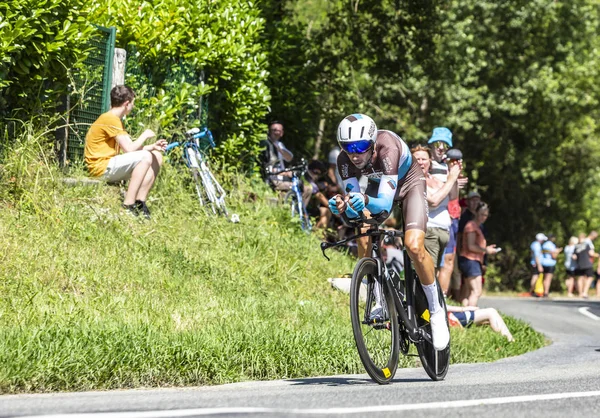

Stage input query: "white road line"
[
  {"left": 16, "top": 390, "right": 600, "bottom": 417},
  {"left": 578, "top": 306, "right": 600, "bottom": 321}
]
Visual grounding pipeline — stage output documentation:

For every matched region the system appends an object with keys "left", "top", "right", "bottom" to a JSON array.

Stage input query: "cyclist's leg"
[
  {"left": 356, "top": 181, "right": 380, "bottom": 258},
  {"left": 401, "top": 179, "right": 449, "bottom": 350}
]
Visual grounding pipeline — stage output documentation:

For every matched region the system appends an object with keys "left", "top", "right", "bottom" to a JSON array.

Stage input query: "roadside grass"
[{"left": 0, "top": 129, "right": 546, "bottom": 393}]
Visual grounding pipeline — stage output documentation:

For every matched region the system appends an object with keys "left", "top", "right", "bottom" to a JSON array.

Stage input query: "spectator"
[
  {"left": 426, "top": 127, "right": 465, "bottom": 296},
  {"left": 528, "top": 233, "right": 547, "bottom": 297},
  {"left": 84, "top": 85, "right": 167, "bottom": 218},
  {"left": 585, "top": 230, "right": 598, "bottom": 251},
  {"left": 259, "top": 121, "right": 312, "bottom": 206},
  {"left": 458, "top": 191, "right": 483, "bottom": 235},
  {"left": 574, "top": 232, "right": 596, "bottom": 298},
  {"left": 411, "top": 144, "right": 460, "bottom": 275},
  {"left": 327, "top": 146, "right": 343, "bottom": 195},
  {"left": 564, "top": 236, "right": 578, "bottom": 297},
  {"left": 540, "top": 234, "right": 562, "bottom": 297},
  {"left": 305, "top": 160, "right": 332, "bottom": 229},
  {"left": 447, "top": 305, "right": 514, "bottom": 342},
  {"left": 451, "top": 190, "right": 482, "bottom": 301},
  {"left": 458, "top": 202, "right": 498, "bottom": 306}
]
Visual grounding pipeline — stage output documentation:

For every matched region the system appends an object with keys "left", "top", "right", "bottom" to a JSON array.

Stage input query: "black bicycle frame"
[{"left": 320, "top": 219, "right": 433, "bottom": 345}]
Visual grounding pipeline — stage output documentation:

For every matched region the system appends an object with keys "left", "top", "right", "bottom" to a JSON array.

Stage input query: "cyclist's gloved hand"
[
  {"left": 345, "top": 203, "right": 359, "bottom": 219},
  {"left": 348, "top": 192, "right": 366, "bottom": 212},
  {"left": 328, "top": 196, "right": 342, "bottom": 215}
]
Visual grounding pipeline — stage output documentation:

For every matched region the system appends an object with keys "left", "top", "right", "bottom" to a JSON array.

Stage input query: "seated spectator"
[
  {"left": 84, "top": 85, "right": 167, "bottom": 218},
  {"left": 305, "top": 160, "right": 332, "bottom": 229},
  {"left": 447, "top": 305, "right": 514, "bottom": 342},
  {"left": 259, "top": 121, "right": 312, "bottom": 206},
  {"left": 458, "top": 202, "right": 499, "bottom": 306}
]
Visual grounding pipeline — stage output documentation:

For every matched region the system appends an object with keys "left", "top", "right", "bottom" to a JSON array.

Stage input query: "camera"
[{"left": 442, "top": 148, "right": 463, "bottom": 163}]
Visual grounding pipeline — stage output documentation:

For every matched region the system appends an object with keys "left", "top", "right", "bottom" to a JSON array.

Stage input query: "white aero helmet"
[{"left": 337, "top": 113, "right": 377, "bottom": 153}]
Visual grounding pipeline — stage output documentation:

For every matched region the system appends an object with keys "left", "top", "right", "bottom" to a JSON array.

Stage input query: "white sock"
[{"left": 421, "top": 282, "right": 441, "bottom": 314}]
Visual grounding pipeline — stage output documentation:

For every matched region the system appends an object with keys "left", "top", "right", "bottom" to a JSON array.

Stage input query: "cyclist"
[{"left": 328, "top": 113, "right": 449, "bottom": 351}]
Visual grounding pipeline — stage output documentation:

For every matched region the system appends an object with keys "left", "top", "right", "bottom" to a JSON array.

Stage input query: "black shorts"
[
  {"left": 542, "top": 265, "right": 556, "bottom": 274},
  {"left": 574, "top": 267, "right": 594, "bottom": 277}
]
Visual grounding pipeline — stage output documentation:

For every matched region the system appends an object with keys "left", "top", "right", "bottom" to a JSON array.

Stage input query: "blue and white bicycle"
[
  {"left": 269, "top": 160, "right": 312, "bottom": 232},
  {"left": 166, "top": 127, "right": 238, "bottom": 222}
]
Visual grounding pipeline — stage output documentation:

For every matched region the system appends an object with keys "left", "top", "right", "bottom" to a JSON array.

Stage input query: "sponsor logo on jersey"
[
  {"left": 383, "top": 156, "right": 393, "bottom": 173},
  {"left": 387, "top": 179, "right": 397, "bottom": 190},
  {"left": 341, "top": 164, "right": 349, "bottom": 178},
  {"left": 364, "top": 171, "right": 383, "bottom": 179}
]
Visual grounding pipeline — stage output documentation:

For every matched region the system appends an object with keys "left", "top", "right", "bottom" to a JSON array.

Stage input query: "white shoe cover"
[{"left": 429, "top": 309, "right": 450, "bottom": 350}]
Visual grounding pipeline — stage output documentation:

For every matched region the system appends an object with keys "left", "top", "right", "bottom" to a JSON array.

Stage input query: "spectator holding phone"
[
  {"left": 411, "top": 144, "right": 460, "bottom": 274},
  {"left": 458, "top": 202, "right": 498, "bottom": 306},
  {"left": 84, "top": 85, "right": 167, "bottom": 218}
]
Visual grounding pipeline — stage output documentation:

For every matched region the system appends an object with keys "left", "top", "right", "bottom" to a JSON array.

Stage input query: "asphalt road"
[{"left": 2, "top": 297, "right": 599, "bottom": 418}]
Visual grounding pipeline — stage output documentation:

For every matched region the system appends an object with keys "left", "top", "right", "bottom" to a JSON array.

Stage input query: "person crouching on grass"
[{"left": 84, "top": 85, "right": 167, "bottom": 219}]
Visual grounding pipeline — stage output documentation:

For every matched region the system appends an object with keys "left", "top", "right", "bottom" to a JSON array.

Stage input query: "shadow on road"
[{"left": 288, "top": 376, "right": 430, "bottom": 386}]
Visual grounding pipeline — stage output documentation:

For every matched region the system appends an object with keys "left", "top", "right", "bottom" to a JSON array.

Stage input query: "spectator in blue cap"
[
  {"left": 427, "top": 127, "right": 462, "bottom": 297},
  {"left": 428, "top": 127, "right": 453, "bottom": 165}
]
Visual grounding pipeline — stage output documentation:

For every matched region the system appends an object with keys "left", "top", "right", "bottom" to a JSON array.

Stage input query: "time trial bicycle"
[
  {"left": 166, "top": 127, "right": 238, "bottom": 222},
  {"left": 321, "top": 210, "right": 450, "bottom": 383}
]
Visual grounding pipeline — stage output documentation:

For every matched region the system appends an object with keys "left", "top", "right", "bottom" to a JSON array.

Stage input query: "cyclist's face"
[
  {"left": 347, "top": 148, "right": 373, "bottom": 169},
  {"left": 413, "top": 150, "right": 431, "bottom": 174},
  {"left": 268, "top": 124, "right": 284, "bottom": 141}
]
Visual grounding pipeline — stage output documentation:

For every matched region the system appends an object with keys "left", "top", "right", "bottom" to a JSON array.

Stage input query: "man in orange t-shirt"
[{"left": 84, "top": 85, "right": 167, "bottom": 218}]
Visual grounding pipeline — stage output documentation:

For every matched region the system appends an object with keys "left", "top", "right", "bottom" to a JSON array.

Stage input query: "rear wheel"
[
  {"left": 349, "top": 258, "right": 399, "bottom": 384},
  {"left": 413, "top": 276, "right": 450, "bottom": 381}
]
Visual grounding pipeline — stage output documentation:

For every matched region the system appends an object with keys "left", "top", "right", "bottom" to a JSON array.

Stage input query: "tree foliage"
[{"left": 274, "top": 0, "right": 600, "bottom": 287}]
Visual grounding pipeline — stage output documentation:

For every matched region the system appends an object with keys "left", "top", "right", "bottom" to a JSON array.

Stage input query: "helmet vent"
[
  {"left": 348, "top": 127, "right": 351, "bottom": 138},
  {"left": 360, "top": 126, "right": 365, "bottom": 138}
]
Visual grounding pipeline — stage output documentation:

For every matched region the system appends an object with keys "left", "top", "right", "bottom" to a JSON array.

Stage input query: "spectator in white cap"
[{"left": 529, "top": 232, "right": 547, "bottom": 296}]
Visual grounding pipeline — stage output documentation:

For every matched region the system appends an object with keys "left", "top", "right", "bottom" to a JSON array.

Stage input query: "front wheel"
[
  {"left": 414, "top": 277, "right": 450, "bottom": 381},
  {"left": 350, "top": 258, "right": 399, "bottom": 384}
]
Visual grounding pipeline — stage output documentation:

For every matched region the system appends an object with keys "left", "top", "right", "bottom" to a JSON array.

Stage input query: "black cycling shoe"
[
  {"left": 135, "top": 200, "right": 151, "bottom": 219},
  {"left": 121, "top": 203, "right": 139, "bottom": 217}
]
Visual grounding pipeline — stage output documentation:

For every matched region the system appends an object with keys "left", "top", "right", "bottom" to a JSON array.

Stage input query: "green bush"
[{"left": 0, "top": 0, "right": 95, "bottom": 115}]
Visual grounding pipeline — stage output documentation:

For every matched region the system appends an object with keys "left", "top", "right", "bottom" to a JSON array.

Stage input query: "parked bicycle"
[
  {"left": 268, "top": 160, "right": 312, "bottom": 232},
  {"left": 321, "top": 210, "right": 450, "bottom": 384},
  {"left": 166, "top": 127, "right": 238, "bottom": 222}
]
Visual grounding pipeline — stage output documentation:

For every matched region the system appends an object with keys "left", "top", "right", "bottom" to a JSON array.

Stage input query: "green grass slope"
[{"left": 0, "top": 136, "right": 545, "bottom": 393}]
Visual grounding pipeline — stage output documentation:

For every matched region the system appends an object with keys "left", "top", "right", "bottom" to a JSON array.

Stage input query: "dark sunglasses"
[
  {"left": 431, "top": 141, "right": 449, "bottom": 150},
  {"left": 340, "top": 140, "right": 373, "bottom": 154}
]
